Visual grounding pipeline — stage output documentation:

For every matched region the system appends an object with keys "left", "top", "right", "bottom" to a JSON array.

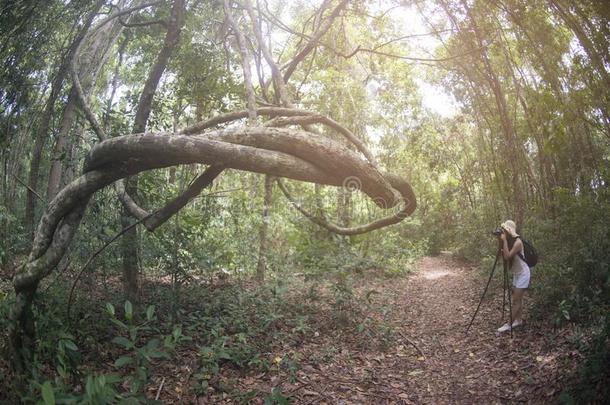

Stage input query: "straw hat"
[{"left": 501, "top": 220, "right": 519, "bottom": 238}]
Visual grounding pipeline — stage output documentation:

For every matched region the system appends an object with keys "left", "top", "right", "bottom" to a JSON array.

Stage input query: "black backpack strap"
[{"left": 516, "top": 237, "right": 526, "bottom": 263}]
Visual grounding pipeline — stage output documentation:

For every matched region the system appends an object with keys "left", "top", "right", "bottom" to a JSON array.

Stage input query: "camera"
[{"left": 491, "top": 227, "right": 504, "bottom": 236}]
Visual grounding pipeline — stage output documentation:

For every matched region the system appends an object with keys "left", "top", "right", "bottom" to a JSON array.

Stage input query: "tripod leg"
[
  {"left": 507, "top": 261, "right": 513, "bottom": 338},
  {"left": 501, "top": 261, "right": 507, "bottom": 322},
  {"left": 465, "top": 250, "right": 501, "bottom": 334}
]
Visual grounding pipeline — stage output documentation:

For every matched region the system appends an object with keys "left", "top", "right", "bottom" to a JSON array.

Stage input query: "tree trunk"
[
  {"left": 46, "top": 0, "right": 129, "bottom": 200},
  {"left": 169, "top": 99, "right": 182, "bottom": 184},
  {"left": 25, "top": 0, "right": 105, "bottom": 239},
  {"left": 256, "top": 175, "right": 274, "bottom": 282},
  {"left": 104, "top": 34, "right": 129, "bottom": 130},
  {"left": 46, "top": 88, "right": 79, "bottom": 200},
  {"left": 121, "top": 203, "right": 140, "bottom": 304},
  {"left": 337, "top": 186, "right": 351, "bottom": 227},
  {"left": 120, "top": 0, "right": 186, "bottom": 303}
]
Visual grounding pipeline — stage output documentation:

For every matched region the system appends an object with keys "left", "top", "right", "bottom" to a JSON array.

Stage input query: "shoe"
[
  {"left": 497, "top": 323, "right": 511, "bottom": 333},
  {"left": 512, "top": 319, "right": 523, "bottom": 328}
]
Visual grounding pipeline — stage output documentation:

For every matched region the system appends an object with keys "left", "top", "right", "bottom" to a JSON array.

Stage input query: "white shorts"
[{"left": 513, "top": 268, "right": 530, "bottom": 289}]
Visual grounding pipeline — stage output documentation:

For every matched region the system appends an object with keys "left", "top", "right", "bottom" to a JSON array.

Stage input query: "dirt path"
[{"left": 278, "top": 254, "right": 579, "bottom": 404}]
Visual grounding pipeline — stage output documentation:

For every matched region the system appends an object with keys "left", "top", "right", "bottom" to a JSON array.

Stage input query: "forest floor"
[{"left": 151, "top": 253, "right": 585, "bottom": 404}]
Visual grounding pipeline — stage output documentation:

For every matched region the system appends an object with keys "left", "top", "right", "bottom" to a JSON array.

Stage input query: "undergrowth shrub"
[
  {"left": 559, "top": 314, "right": 610, "bottom": 404},
  {"left": 529, "top": 189, "right": 610, "bottom": 324},
  {"left": 527, "top": 189, "right": 610, "bottom": 401}
]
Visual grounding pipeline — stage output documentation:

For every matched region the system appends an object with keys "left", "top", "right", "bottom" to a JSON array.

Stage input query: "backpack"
[{"left": 517, "top": 237, "right": 538, "bottom": 267}]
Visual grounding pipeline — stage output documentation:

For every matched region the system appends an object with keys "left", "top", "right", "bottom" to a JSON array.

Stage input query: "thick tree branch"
[
  {"left": 178, "top": 107, "right": 315, "bottom": 134},
  {"left": 262, "top": 114, "right": 377, "bottom": 164},
  {"left": 20, "top": 126, "right": 412, "bottom": 276},
  {"left": 179, "top": 107, "right": 376, "bottom": 164}
]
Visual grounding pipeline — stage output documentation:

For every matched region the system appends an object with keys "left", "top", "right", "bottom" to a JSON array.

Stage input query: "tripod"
[{"left": 466, "top": 248, "right": 513, "bottom": 337}]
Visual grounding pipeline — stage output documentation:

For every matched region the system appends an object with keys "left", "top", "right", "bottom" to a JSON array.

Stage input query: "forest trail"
[{"left": 254, "top": 254, "right": 579, "bottom": 404}]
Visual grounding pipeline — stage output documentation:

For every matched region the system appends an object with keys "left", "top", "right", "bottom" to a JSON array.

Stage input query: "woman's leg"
[{"left": 511, "top": 287, "right": 526, "bottom": 322}]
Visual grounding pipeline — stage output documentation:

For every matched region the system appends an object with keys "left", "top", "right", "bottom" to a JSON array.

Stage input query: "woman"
[{"left": 497, "top": 220, "right": 530, "bottom": 333}]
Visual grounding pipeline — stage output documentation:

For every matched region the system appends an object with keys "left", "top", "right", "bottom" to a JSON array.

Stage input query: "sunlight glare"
[{"left": 423, "top": 270, "right": 453, "bottom": 280}]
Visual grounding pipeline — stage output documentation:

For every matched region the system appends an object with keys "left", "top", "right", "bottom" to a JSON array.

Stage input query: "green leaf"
[
  {"left": 146, "top": 305, "right": 155, "bottom": 321},
  {"left": 62, "top": 340, "right": 78, "bottom": 352},
  {"left": 85, "top": 376, "right": 93, "bottom": 397},
  {"left": 112, "top": 336, "right": 133, "bottom": 349},
  {"left": 124, "top": 301, "right": 133, "bottom": 321},
  {"left": 114, "top": 356, "right": 133, "bottom": 368},
  {"left": 57, "top": 364, "right": 67, "bottom": 380},
  {"left": 172, "top": 326, "right": 182, "bottom": 339},
  {"left": 106, "top": 303, "right": 115, "bottom": 317},
  {"left": 41, "top": 381, "right": 55, "bottom": 405}
]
